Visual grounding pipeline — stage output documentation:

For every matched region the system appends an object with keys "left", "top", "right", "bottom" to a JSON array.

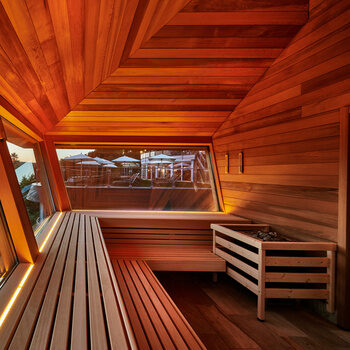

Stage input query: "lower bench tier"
[
  {"left": 108, "top": 244, "right": 226, "bottom": 272},
  {"left": 113, "top": 259, "right": 206, "bottom": 350}
]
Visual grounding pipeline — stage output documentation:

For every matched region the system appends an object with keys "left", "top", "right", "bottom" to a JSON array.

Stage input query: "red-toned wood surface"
[
  {"left": 212, "top": 0, "right": 350, "bottom": 327},
  {"left": 0, "top": 0, "right": 307, "bottom": 137},
  {"left": 213, "top": 0, "right": 350, "bottom": 242}
]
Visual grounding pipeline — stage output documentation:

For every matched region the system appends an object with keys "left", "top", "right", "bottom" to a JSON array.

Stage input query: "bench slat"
[
  {"left": 124, "top": 260, "right": 177, "bottom": 350},
  {"left": 0, "top": 213, "right": 67, "bottom": 349},
  {"left": 138, "top": 261, "right": 205, "bottom": 350},
  {"left": 130, "top": 260, "right": 190, "bottom": 349},
  {"left": 1, "top": 212, "right": 134, "bottom": 350},
  {"left": 70, "top": 215, "right": 88, "bottom": 349},
  {"left": 50, "top": 213, "right": 81, "bottom": 349},
  {"left": 118, "top": 259, "right": 163, "bottom": 349},
  {"left": 30, "top": 212, "right": 78, "bottom": 349},
  {"left": 9, "top": 213, "right": 75, "bottom": 349},
  {"left": 113, "top": 260, "right": 150, "bottom": 350},
  {"left": 86, "top": 215, "right": 109, "bottom": 349},
  {"left": 91, "top": 216, "right": 131, "bottom": 350},
  {"left": 114, "top": 259, "right": 207, "bottom": 350}
]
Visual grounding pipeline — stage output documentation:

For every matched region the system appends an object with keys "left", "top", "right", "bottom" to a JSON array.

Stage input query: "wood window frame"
[
  {"left": 0, "top": 120, "right": 38, "bottom": 264},
  {"left": 45, "top": 135, "right": 224, "bottom": 213}
]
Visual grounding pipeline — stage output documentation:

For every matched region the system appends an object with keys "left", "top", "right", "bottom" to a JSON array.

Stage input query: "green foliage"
[{"left": 19, "top": 174, "right": 36, "bottom": 190}]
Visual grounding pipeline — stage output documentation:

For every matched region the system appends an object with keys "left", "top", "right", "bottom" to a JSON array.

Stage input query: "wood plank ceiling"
[{"left": 0, "top": 0, "right": 308, "bottom": 138}]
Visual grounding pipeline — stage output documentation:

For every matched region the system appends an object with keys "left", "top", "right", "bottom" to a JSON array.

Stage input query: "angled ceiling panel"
[{"left": 0, "top": 0, "right": 308, "bottom": 137}]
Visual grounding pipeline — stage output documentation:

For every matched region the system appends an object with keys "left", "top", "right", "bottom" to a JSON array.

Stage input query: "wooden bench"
[
  {"left": 108, "top": 244, "right": 226, "bottom": 271},
  {"left": 0, "top": 212, "right": 135, "bottom": 349},
  {"left": 99, "top": 211, "right": 250, "bottom": 271},
  {"left": 113, "top": 259, "right": 206, "bottom": 350}
]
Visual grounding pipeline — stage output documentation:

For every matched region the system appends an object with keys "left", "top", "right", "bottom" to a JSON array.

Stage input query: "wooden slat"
[
  {"left": 90, "top": 216, "right": 131, "bottom": 349},
  {"left": 29, "top": 213, "right": 78, "bottom": 349},
  {"left": 107, "top": 243, "right": 225, "bottom": 272},
  {"left": 128, "top": 260, "right": 186, "bottom": 349},
  {"left": 113, "top": 260, "right": 150, "bottom": 350},
  {"left": 1, "top": 213, "right": 134, "bottom": 349},
  {"left": 8, "top": 213, "right": 73, "bottom": 349},
  {"left": 265, "top": 289, "right": 329, "bottom": 299},
  {"left": 0, "top": 213, "right": 66, "bottom": 349},
  {"left": 136, "top": 261, "right": 205, "bottom": 349},
  {"left": 265, "top": 272, "right": 330, "bottom": 283},
  {"left": 227, "top": 267, "right": 258, "bottom": 295},
  {"left": 118, "top": 259, "right": 163, "bottom": 349},
  {"left": 70, "top": 215, "right": 88, "bottom": 350},
  {"left": 262, "top": 241, "right": 337, "bottom": 251},
  {"left": 113, "top": 259, "right": 206, "bottom": 349},
  {"left": 265, "top": 257, "right": 329, "bottom": 267},
  {"left": 215, "top": 236, "right": 259, "bottom": 263},
  {"left": 211, "top": 224, "right": 262, "bottom": 248},
  {"left": 85, "top": 215, "right": 109, "bottom": 349},
  {"left": 50, "top": 214, "right": 81, "bottom": 348},
  {"left": 168, "top": 12, "right": 308, "bottom": 25},
  {"left": 215, "top": 248, "right": 258, "bottom": 279}
]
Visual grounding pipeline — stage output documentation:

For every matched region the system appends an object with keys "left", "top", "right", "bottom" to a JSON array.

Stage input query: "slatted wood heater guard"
[{"left": 211, "top": 224, "right": 336, "bottom": 320}]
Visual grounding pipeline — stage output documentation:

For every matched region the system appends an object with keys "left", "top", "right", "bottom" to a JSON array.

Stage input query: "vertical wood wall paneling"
[{"left": 337, "top": 107, "right": 350, "bottom": 329}]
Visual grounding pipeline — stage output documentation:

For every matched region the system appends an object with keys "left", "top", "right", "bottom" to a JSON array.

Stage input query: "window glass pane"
[
  {"left": 2, "top": 118, "right": 55, "bottom": 233},
  {"left": 0, "top": 202, "right": 18, "bottom": 288},
  {"left": 56, "top": 146, "right": 220, "bottom": 211}
]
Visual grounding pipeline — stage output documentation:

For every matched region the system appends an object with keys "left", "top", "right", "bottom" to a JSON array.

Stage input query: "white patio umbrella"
[
  {"left": 77, "top": 160, "right": 100, "bottom": 166},
  {"left": 64, "top": 153, "right": 93, "bottom": 161},
  {"left": 148, "top": 160, "right": 172, "bottom": 164},
  {"left": 113, "top": 155, "right": 140, "bottom": 176},
  {"left": 76, "top": 160, "right": 100, "bottom": 182},
  {"left": 63, "top": 154, "right": 94, "bottom": 179},
  {"left": 94, "top": 157, "right": 113, "bottom": 165},
  {"left": 113, "top": 155, "right": 140, "bottom": 163},
  {"left": 149, "top": 154, "right": 176, "bottom": 160}
]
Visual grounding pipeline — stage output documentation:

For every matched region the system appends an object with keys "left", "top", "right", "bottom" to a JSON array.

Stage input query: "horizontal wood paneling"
[
  {"left": 50, "top": 0, "right": 308, "bottom": 137},
  {"left": 213, "top": 0, "right": 350, "bottom": 242}
]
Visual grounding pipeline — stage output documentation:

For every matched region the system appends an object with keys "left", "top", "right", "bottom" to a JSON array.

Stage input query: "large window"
[
  {"left": 56, "top": 146, "right": 220, "bottom": 211},
  {"left": 2, "top": 118, "right": 55, "bottom": 233},
  {"left": 0, "top": 202, "right": 18, "bottom": 288}
]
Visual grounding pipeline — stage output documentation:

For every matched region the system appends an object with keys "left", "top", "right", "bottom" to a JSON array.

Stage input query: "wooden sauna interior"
[{"left": 0, "top": 0, "right": 349, "bottom": 349}]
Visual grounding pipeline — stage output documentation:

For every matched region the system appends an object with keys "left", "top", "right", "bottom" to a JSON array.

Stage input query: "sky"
[
  {"left": 56, "top": 149, "right": 93, "bottom": 160},
  {"left": 6, "top": 142, "right": 91, "bottom": 163},
  {"left": 7, "top": 142, "right": 36, "bottom": 163}
]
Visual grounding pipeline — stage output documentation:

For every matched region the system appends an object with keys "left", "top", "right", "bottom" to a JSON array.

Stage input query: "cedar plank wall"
[{"left": 213, "top": 0, "right": 350, "bottom": 243}]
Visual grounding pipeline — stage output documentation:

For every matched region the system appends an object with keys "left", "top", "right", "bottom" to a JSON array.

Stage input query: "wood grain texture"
[
  {"left": 49, "top": 0, "right": 307, "bottom": 137},
  {"left": 213, "top": 0, "right": 350, "bottom": 246},
  {"left": 112, "top": 259, "right": 206, "bottom": 349},
  {"left": 157, "top": 271, "right": 350, "bottom": 350},
  {"left": 0, "top": 213, "right": 134, "bottom": 349}
]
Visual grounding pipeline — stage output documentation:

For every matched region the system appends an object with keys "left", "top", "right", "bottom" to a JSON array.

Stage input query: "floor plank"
[{"left": 155, "top": 272, "right": 350, "bottom": 350}]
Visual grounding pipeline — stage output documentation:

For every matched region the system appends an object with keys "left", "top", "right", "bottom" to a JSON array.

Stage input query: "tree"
[{"left": 11, "top": 152, "right": 21, "bottom": 169}]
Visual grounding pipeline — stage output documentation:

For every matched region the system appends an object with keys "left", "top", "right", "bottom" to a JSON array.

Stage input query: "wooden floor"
[{"left": 155, "top": 272, "right": 350, "bottom": 350}]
